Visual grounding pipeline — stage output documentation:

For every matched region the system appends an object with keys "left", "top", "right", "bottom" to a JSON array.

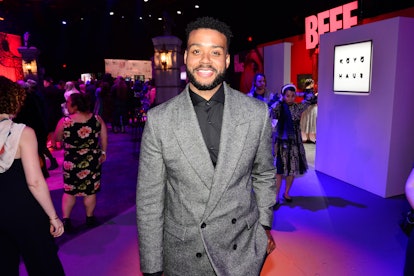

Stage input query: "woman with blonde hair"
[
  {"left": 300, "top": 78, "right": 318, "bottom": 143},
  {"left": 62, "top": 81, "right": 80, "bottom": 116}
]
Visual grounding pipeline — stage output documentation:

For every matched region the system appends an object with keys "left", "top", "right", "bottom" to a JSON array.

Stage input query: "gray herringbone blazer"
[{"left": 136, "top": 82, "right": 276, "bottom": 276}]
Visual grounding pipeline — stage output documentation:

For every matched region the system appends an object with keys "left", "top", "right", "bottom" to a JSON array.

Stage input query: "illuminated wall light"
[
  {"left": 177, "top": 11, "right": 182, "bottom": 15},
  {"left": 156, "top": 45, "right": 172, "bottom": 71},
  {"left": 160, "top": 52, "right": 167, "bottom": 65},
  {"left": 22, "top": 60, "right": 37, "bottom": 76},
  {"left": 109, "top": 11, "right": 114, "bottom": 15},
  {"left": 25, "top": 63, "right": 32, "bottom": 71},
  {"left": 195, "top": 5, "right": 199, "bottom": 8},
  {"left": 0, "top": 17, "right": 4, "bottom": 21},
  {"left": 157, "top": 17, "right": 163, "bottom": 21},
  {"left": 62, "top": 21, "right": 67, "bottom": 25}
]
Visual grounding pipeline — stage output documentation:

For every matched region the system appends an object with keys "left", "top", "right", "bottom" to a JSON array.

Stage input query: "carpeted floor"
[{"left": 19, "top": 126, "right": 410, "bottom": 276}]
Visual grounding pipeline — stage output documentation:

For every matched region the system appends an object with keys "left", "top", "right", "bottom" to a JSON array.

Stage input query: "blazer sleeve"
[
  {"left": 251, "top": 102, "right": 277, "bottom": 228},
  {"left": 136, "top": 111, "right": 166, "bottom": 274}
]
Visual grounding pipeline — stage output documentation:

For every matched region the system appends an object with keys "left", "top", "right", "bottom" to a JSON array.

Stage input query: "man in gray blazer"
[{"left": 136, "top": 16, "right": 276, "bottom": 276}]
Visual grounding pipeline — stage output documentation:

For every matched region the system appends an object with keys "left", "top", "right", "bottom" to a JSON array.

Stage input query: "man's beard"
[{"left": 186, "top": 68, "right": 226, "bottom": 91}]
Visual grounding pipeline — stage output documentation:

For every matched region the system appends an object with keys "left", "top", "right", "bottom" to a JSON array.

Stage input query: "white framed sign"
[{"left": 333, "top": 40, "right": 373, "bottom": 94}]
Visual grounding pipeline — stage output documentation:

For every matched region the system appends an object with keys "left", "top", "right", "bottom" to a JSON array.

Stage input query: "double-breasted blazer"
[{"left": 136, "top": 82, "right": 276, "bottom": 276}]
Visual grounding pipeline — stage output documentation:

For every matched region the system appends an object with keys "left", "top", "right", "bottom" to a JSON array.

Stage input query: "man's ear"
[
  {"left": 225, "top": 54, "right": 230, "bottom": 69},
  {"left": 184, "top": 50, "right": 188, "bottom": 65}
]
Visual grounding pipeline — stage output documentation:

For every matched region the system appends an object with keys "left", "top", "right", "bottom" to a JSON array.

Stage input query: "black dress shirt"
[{"left": 189, "top": 85, "right": 225, "bottom": 167}]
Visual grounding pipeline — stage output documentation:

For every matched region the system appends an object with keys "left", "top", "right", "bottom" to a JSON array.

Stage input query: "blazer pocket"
[
  {"left": 164, "top": 216, "right": 187, "bottom": 241},
  {"left": 244, "top": 211, "right": 259, "bottom": 230}
]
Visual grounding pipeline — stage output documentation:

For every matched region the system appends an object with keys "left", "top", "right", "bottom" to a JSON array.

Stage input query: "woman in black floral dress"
[{"left": 55, "top": 92, "right": 108, "bottom": 231}]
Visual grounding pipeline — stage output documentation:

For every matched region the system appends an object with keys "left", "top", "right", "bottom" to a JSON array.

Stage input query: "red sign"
[{"left": 305, "top": 1, "right": 358, "bottom": 49}]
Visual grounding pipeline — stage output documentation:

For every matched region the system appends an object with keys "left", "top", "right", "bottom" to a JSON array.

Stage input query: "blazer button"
[
  {"left": 231, "top": 218, "right": 237, "bottom": 224},
  {"left": 233, "top": 244, "right": 237, "bottom": 250},
  {"left": 196, "top": 253, "right": 202, "bottom": 258},
  {"left": 201, "top": 223, "right": 206, "bottom": 228}
]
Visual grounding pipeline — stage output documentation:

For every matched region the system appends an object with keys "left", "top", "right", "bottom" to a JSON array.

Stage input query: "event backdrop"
[{"left": 104, "top": 59, "right": 152, "bottom": 81}]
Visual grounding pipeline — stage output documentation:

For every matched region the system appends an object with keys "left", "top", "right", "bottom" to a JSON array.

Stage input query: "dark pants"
[
  {"left": 0, "top": 216, "right": 65, "bottom": 276},
  {"left": 404, "top": 229, "right": 414, "bottom": 275}
]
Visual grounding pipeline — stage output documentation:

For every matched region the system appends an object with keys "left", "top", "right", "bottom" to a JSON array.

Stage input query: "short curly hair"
[
  {"left": 185, "top": 16, "right": 233, "bottom": 52},
  {"left": 0, "top": 76, "right": 27, "bottom": 115}
]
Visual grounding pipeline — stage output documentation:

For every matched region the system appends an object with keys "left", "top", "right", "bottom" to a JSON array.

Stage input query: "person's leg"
[
  {"left": 0, "top": 229, "right": 20, "bottom": 276},
  {"left": 112, "top": 107, "right": 121, "bottom": 133},
  {"left": 309, "top": 133, "right": 316, "bottom": 143},
  {"left": 62, "top": 193, "right": 76, "bottom": 231},
  {"left": 62, "top": 193, "right": 76, "bottom": 219},
  {"left": 309, "top": 105, "right": 318, "bottom": 143},
  {"left": 275, "top": 174, "right": 283, "bottom": 205},
  {"left": 43, "top": 147, "right": 58, "bottom": 170},
  {"left": 83, "top": 194, "right": 97, "bottom": 217},
  {"left": 19, "top": 218, "right": 65, "bottom": 276},
  {"left": 404, "top": 230, "right": 414, "bottom": 275},
  {"left": 47, "top": 132, "right": 56, "bottom": 148},
  {"left": 274, "top": 144, "right": 284, "bottom": 207},
  {"left": 301, "top": 131, "right": 309, "bottom": 142},
  {"left": 84, "top": 194, "right": 98, "bottom": 227},
  {"left": 284, "top": 175, "right": 295, "bottom": 201}
]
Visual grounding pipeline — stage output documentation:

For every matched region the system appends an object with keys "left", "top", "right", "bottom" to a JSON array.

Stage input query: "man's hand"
[{"left": 265, "top": 229, "right": 276, "bottom": 254}]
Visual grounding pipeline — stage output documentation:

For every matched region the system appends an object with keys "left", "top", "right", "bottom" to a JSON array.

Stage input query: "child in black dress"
[{"left": 272, "top": 83, "right": 315, "bottom": 206}]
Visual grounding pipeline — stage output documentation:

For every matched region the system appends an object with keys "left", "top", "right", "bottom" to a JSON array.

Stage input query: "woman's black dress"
[{"left": 0, "top": 159, "right": 65, "bottom": 275}]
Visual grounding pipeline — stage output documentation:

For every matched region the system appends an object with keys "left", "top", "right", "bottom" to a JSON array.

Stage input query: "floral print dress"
[{"left": 62, "top": 115, "right": 103, "bottom": 196}]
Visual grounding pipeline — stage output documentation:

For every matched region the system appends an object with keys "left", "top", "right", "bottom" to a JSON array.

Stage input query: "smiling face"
[{"left": 184, "top": 28, "right": 230, "bottom": 96}]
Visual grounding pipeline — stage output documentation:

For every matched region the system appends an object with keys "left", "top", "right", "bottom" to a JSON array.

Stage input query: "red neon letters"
[{"left": 305, "top": 1, "right": 358, "bottom": 49}]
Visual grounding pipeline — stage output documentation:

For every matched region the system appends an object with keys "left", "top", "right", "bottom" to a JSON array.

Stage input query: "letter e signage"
[{"left": 305, "top": 1, "right": 358, "bottom": 49}]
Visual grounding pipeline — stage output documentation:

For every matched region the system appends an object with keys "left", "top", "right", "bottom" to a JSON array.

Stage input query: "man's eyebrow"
[{"left": 188, "top": 43, "right": 225, "bottom": 50}]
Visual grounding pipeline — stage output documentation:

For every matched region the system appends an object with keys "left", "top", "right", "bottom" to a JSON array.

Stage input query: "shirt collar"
[{"left": 189, "top": 84, "right": 225, "bottom": 106}]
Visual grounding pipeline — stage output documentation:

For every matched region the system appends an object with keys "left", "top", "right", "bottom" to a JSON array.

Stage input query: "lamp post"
[
  {"left": 152, "top": 36, "right": 183, "bottom": 104},
  {"left": 18, "top": 32, "right": 40, "bottom": 80},
  {"left": 155, "top": 44, "right": 172, "bottom": 71}
]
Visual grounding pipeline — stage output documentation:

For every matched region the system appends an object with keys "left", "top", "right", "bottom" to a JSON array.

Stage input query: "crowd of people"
[
  {"left": 0, "top": 16, "right": 317, "bottom": 275},
  {"left": 23, "top": 75, "right": 156, "bottom": 139},
  {"left": 1, "top": 14, "right": 412, "bottom": 276},
  {"left": 6, "top": 75, "right": 156, "bottom": 228},
  {"left": 0, "top": 73, "right": 158, "bottom": 274}
]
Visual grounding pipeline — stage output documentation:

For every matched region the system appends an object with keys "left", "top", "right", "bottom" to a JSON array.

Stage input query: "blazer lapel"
[
  {"left": 203, "top": 86, "right": 250, "bottom": 218},
  {"left": 173, "top": 91, "right": 215, "bottom": 188}
]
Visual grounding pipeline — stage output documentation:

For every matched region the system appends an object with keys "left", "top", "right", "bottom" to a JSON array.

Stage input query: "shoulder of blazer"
[
  {"left": 147, "top": 89, "right": 191, "bottom": 119},
  {"left": 226, "top": 86, "right": 268, "bottom": 112}
]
